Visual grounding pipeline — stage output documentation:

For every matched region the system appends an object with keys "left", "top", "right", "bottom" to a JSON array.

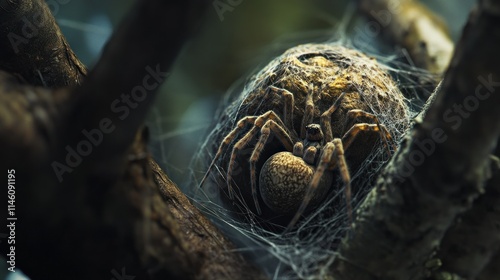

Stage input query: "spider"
[{"left": 200, "top": 44, "right": 409, "bottom": 231}]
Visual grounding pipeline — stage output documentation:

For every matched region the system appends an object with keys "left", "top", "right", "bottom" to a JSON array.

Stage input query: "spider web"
[{"left": 181, "top": 38, "right": 436, "bottom": 280}]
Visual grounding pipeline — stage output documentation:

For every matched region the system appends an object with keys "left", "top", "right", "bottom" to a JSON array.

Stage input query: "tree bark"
[
  {"left": 0, "top": 0, "right": 86, "bottom": 87},
  {"left": 331, "top": 0, "right": 500, "bottom": 279},
  {"left": 437, "top": 157, "right": 500, "bottom": 278}
]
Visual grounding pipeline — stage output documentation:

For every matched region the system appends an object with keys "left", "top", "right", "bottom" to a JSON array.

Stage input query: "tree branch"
[
  {"left": 437, "top": 157, "right": 500, "bottom": 278},
  {"left": 356, "top": 0, "right": 454, "bottom": 103},
  {"left": 57, "top": 0, "right": 210, "bottom": 183},
  {"left": 357, "top": 0, "right": 454, "bottom": 77},
  {"left": 330, "top": 1, "right": 500, "bottom": 279},
  {"left": 0, "top": 0, "right": 86, "bottom": 87},
  {"left": 0, "top": 0, "right": 266, "bottom": 279},
  {"left": 151, "top": 159, "right": 266, "bottom": 279}
]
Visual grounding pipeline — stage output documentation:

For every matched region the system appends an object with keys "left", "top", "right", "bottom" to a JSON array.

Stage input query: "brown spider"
[
  {"left": 200, "top": 44, "right": 409, "bottom": 231},
  {"left": 201, "top": 85, "right": 394, "bottom": 231}
]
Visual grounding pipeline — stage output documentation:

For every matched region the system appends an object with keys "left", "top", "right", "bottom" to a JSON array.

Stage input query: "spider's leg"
[
  {"left": 301, "top": 90, "right": 314, "bottom": 139},
  {"left": 321, "top": 92, "right": 347, "bottom": 142},
  {"left": 285, "top": 139, "right": 351, "bottom": 233},
  {"left": 284, "top": 142, "right": 333, "bottom": 233},
  {"left": 331, "top": 138, "right": 353, "bottom": 224},
  {"left": 345, "top": 109, "right": 396, "bottom": 156},
  {"left": 250, "top": 119, "right": 294, "bottom": 214},
  {"left": 342, "top": 123, "right": 394, "bottom": 157},
  {"left": 269, "top": 86, "right": 295, "bottom": 131},
  {"left": 199, "top": 116, "right": 257, "bottom": 189},
  {"left": 227, "top": 111, "right": 287, "bottom": 200}
]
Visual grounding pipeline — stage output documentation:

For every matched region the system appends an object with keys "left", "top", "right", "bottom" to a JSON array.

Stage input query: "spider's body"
[{"left": 201, "top": 44, "right": 410, "bottom": 229}]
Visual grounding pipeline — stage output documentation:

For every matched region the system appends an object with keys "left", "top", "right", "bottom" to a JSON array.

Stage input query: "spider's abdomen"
[{"left": 259, "top": 152, "right": 333, "bottom": 214}]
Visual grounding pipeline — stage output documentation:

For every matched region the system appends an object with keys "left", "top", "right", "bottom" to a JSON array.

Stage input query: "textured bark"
[
  {"left": 437, "top": 158, "right": 500, "bottom": 278},
  {"left": 330, "top": 1, "right": 500, "bottom": 279},
  {"left": 0, "top": 0, "right": 86, "bottom": 87},
  {"left": 151, "top": 160, "right": 266, "bottom": 280}
]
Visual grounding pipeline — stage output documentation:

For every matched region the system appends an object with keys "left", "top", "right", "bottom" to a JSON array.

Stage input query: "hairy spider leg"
[
  {"left": 199, "top": 87, "right": 295, "bottom": 195},
  {"left": 331, "top": 139, "right": 352, "bottom": 224},
  {"left": 345, "top": 109, "right": 396, "bottom": 156},
  {"left": 249, "top": 120, "right": 294, "bottom": 214},
  {"left": 285, "top": 139, "right": 351, "bottom": 233},
  {"left": 268, "top": 86, "right": 294, "bottom": 130},
  {"left": 341, "top": 123, "right": 394, "bottom": 156},
  {"left": 333, "top": 122, "right": 393, "bottom": 222},
  {"left": 199, "top": 116, "right": 258, "bottom": 189},
  {"left": 321, "top": 92, "right": 348, "bottom": 142},
  {"left": 300, "top": 90, "right": 315, "bottom": 139},
  {"left": 227, "top": 111, "right": 289, "bottom": 200},
  {"left": 317, "top": 91, "right": 351, "bottom": 224}
]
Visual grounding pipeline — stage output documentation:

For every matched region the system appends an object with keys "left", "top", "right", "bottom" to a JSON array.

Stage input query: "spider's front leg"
[
  {"left": 199, "top": 115, "right": 258, "bottom": 189},
  {"left": 200, "top": 87, "right": 295, "bottom": 203},
  {"left": 285, "top": 139, "right": 350, "bottom": 232},
  {"left": 226, "top": 87, "right": 297, "bottom": 214},
  {"left": 226, "top": 111, "right": 290, "bottom": 199},
  {"left": 246, "top": 118, "right": 293, "bottom": 214}
]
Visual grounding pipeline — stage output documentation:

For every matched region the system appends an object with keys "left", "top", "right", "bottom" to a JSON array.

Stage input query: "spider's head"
[{"left": 305, "top": 124, "right": 323, "bottom": 142}]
